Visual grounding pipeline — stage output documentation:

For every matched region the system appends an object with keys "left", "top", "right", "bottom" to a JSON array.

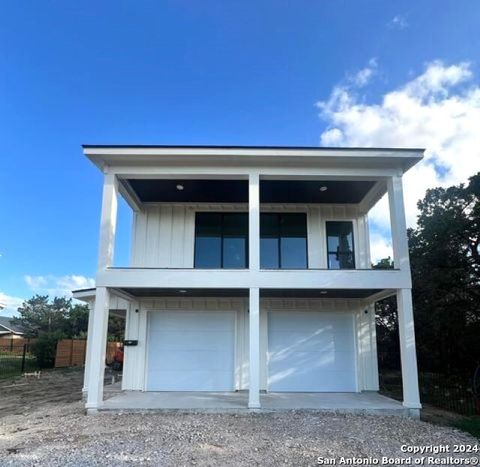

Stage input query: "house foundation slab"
[{"left": 99, "top": 391, "right": 413, "bottom": 416}]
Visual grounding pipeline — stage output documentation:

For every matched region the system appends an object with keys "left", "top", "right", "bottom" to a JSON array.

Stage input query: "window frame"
[
  {"left": 194, "top": 212, "right": 249, "bottom": 269},
  {"left": 260, "top": 212, "right": 309, "bottom": 269},
  {"left": 325, "top": 220, "right": 356, "bottom": 270}
]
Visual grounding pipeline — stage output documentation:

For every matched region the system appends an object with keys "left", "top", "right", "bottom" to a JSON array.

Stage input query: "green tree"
[
  {"left": 64, "top": 304, "right": 89, "bottom": 338},
  {"left": 373, "top": 257, "right": 401, "bottom": 371},
  {"left": 14, "top": 295, "right": 69, "bottom": 337},
  {"left": 375, "top": 173, "right": 480, "bottom": 378},
  {"left": 409, "top": 172, "right": 480, "bottom": 375},
  {"left": 13, "top": 295, "right": 90, "bottom": 338},
  {"left": 108, "top": 316, "right": 126, "bottom": 341}
]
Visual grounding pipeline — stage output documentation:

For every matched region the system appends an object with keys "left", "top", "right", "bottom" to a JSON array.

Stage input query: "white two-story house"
[{"left": 74, "top": 145, "right": 423, "bottom": 416}]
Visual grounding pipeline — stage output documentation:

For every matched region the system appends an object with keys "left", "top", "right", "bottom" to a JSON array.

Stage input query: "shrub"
[{"left": 31, "top": 332, "right": 64, "bottom": 368}]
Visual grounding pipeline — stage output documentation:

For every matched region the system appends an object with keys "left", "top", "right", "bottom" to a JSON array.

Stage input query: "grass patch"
[
  {"left": 0, "top": 353, "right": 38, "bottom": 379},
  {"left": 456, "top": 416, "right": 480, "bottom": 439}
]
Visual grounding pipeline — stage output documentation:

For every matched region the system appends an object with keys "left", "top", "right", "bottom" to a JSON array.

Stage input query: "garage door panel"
[
  {"left": 269, "top": 370, "right": 355, "bottom": 392},
  {"left": 150, "top": 330, "right": 234, "bottom": 350},
  {"left": 150, "top": 370, "right": 233, "bottom": 391},
  {"left": 147, "top": 311, "right": 235, "bottom": 391},
  {"left": 271, "top": 313, "right": 347, "bottom": 330},
  {"left": 148, "top": 349, "right": 233, "bottom": 371},
  {"left": 152, "top": 312, "right": 233, "bottom": 332},
  {"left": 268, "top": 311, "right": 357, "bottom": 392},
  {"left": 269, "top": 332, "right": 337, "bottom": 353},
  {"left": 269, "top": 350, "right": 354, "bottom": 372}
]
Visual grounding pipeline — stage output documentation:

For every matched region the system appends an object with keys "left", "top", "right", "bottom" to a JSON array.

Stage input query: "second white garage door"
[
  {"left": 146, "top": 311, "right": 235, "bottom": 391},
  {"left": 268, "top": 311, "right": 357, "bottom": 392}
]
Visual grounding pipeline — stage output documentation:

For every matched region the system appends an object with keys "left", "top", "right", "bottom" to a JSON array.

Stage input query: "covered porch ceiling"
[
  {"left": 73, "top": 287, "right": 390, "bottom": 301},
  {"left": 122, "top": 179, "right": 377, "bottom": 204},
  {"left": 84, "top": 145, "right": 424, "bottom": 210},
  {"left": 118, "top": 287, "right": 385, "bottom": 300}
]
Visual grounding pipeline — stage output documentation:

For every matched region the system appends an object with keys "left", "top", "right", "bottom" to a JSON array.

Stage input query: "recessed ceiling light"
[
  {"left": 179, "top": 289, "right": 187, "bottom": 293},
  {"left": 319, "top": 186, "right": 328, "bottom": 192},
  {"left": 320, "top": 290, "right": 328, "bottom": 294},
  {"left": 176, "top": 184, "right": 184, "bottom": 191}
]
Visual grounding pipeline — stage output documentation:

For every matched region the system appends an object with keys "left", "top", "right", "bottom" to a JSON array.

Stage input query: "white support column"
[
  {"left": 387, "top": 175, "right": 410, "bottom": 271},
  {"left": 86, "top": 286, "right": 110, "bottom": 410},
  {"left": 86, "top": 172, "right": 118, "bottom": 410},
  {"left": 122, "top": 300, "right": 141, "bottom": 390},
  {"left": 358, "top": 304, "right": 379, "bottom": 391},
  {"left": 97, "top": 172, "right": 119, "bottom": 270},
  {"left": 248, "top": 287, "right": 261, "bottom": 408},
  {"left": 82, "top": 300, "right": 95, "bottom": 394},
  {"left": 397, "top": 288, "right": 421, "bottom": 411},
  {"left": 248, "top": 173, "right": 261, "bottom": 408},
  {"left": 388, "top": 175, "right": 420, "bottom": 413},
  {"left": 249, "top": 172, "right": 260, "bottom": 271}
]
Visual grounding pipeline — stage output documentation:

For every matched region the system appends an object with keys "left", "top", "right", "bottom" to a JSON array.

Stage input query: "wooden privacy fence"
[
  {"left": 54, "top": 339, "right": 122, "bottom": 368},
  {"left": 0, "top": 337, "right": 36, "bottom": 354}
]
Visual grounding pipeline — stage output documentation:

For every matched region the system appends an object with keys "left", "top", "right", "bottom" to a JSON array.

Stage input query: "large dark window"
[
  {"left": 260, "top": 213, "right": 308, "bottom": 269},
  {"left": 194, "top": 213, "right": 248, "bottom": 268},
  {"left": 326, "top": 221, "right": 355, "bottom": 269}
]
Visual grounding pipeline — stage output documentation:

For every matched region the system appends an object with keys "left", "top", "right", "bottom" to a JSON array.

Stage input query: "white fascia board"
[
  {"left": 96, "top": 268, "right": 411, "bottom": 290},
  {"left": 72, "top": 289, "right": 96, "bottom": 302},
  {"left": 83, "top": 147, "right": 424, "bottom": 175},
  {"left": 72, "top": 288, "right": 135, "bottom": 304}
]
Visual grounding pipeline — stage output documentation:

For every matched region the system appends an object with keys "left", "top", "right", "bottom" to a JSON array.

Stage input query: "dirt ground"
[
  {"left": 0, "top": 368, "right": 84, "bottom": 418},
  {"left": 0, "top": 368, "right": 479, "bottom": 466}
]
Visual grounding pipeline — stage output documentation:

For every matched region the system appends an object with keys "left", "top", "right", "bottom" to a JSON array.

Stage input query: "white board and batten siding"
[
  {"left": 131, "top": 205, "right": 196, "bottom": 268},
  {"left": 130, "top": 203, "right": 371, "bottom": 269}
]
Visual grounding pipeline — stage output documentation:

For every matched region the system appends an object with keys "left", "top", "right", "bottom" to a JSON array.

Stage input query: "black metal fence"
[
  {"left": 380, "top": 370, "right": 479, "bottom": 416},
  {"left": 0, "top": 343, "right": 38, "bottom": 378},
  {"left": 419, "top": 373, "right": 478, "bottom": 415}
]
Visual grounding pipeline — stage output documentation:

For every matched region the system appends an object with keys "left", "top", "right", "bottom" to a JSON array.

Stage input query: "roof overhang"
[
  {"left": 83, "top": 145, "right": 424, "bottom": 174},
  {"left": 72, "top": 288, "right": 96, "bottom": 302},
  {"left": 83, "top": 145, "right": 423, "bottom": 212}
]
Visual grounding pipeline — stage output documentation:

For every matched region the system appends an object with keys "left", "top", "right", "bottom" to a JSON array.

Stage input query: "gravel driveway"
[{"left": 0, "top": 370, "right": 478, "bottom": 466}]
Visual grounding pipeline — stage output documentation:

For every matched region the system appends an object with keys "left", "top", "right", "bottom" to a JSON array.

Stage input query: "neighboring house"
[
  {"left": 74, "top": 145, "right": 423, "bottom": 416},
  {"left": 0, "top": 316, "right": 25, "bottom": 339}
]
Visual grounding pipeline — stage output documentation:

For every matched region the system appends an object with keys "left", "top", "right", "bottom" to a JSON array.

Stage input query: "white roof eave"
[{"left": 83, "top": 146, "right": 424, "bottom": 175}]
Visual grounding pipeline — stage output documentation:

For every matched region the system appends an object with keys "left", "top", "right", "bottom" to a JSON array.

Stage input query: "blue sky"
[{"left": 1, "top": 1, "right": 480, "bottom": 315}]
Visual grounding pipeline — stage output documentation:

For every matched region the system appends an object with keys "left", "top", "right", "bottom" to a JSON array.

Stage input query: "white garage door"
[
  {"left": 146, "top": 311, "right": 235, "bottom": 391},
  {"left": 268, "top": 311, "right": 357, "bottom": 392}
]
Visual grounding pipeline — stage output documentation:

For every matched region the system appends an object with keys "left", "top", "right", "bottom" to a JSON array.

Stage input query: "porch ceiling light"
[
  {"left": 320, "top": 290, "right": 328, "bottom": 294},
  {"left": 176, "top": 184, "right": 184, "bottom": 191},
  {"left": 179, "top": 289, "right": 187, "bottom": 293},
  {"left": 319, "top": 186, "right": 328, "bottom": 192}
]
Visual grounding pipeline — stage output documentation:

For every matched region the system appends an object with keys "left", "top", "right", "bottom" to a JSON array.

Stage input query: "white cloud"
[
  {"left": 24, "top": 274, "right": 95, "bottom": 298},
  {"left": 389, "top": 15, "right": 408, "bottom": 30},
  {"left": 317, "top": 60, "right": 480, "bottom": 260},
  {"left": 24, "top": 275, "right": 48, "bottom": 289},
  {"left": 0, "top": 292, "right": 25, "bottom": 317},
  {"left": 349, "top": 58, "right": 378, "bottom": 88},
  {"left": 369, "top": 230, "right": 393, "bottom": 264}
]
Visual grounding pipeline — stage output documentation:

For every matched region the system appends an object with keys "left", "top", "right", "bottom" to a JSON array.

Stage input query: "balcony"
[
  {"left": 94, "top": 157, "right": 413, "bottom": 301},
  {"left": 96, "top": 267, "right": 410, "bottom": 298}
]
